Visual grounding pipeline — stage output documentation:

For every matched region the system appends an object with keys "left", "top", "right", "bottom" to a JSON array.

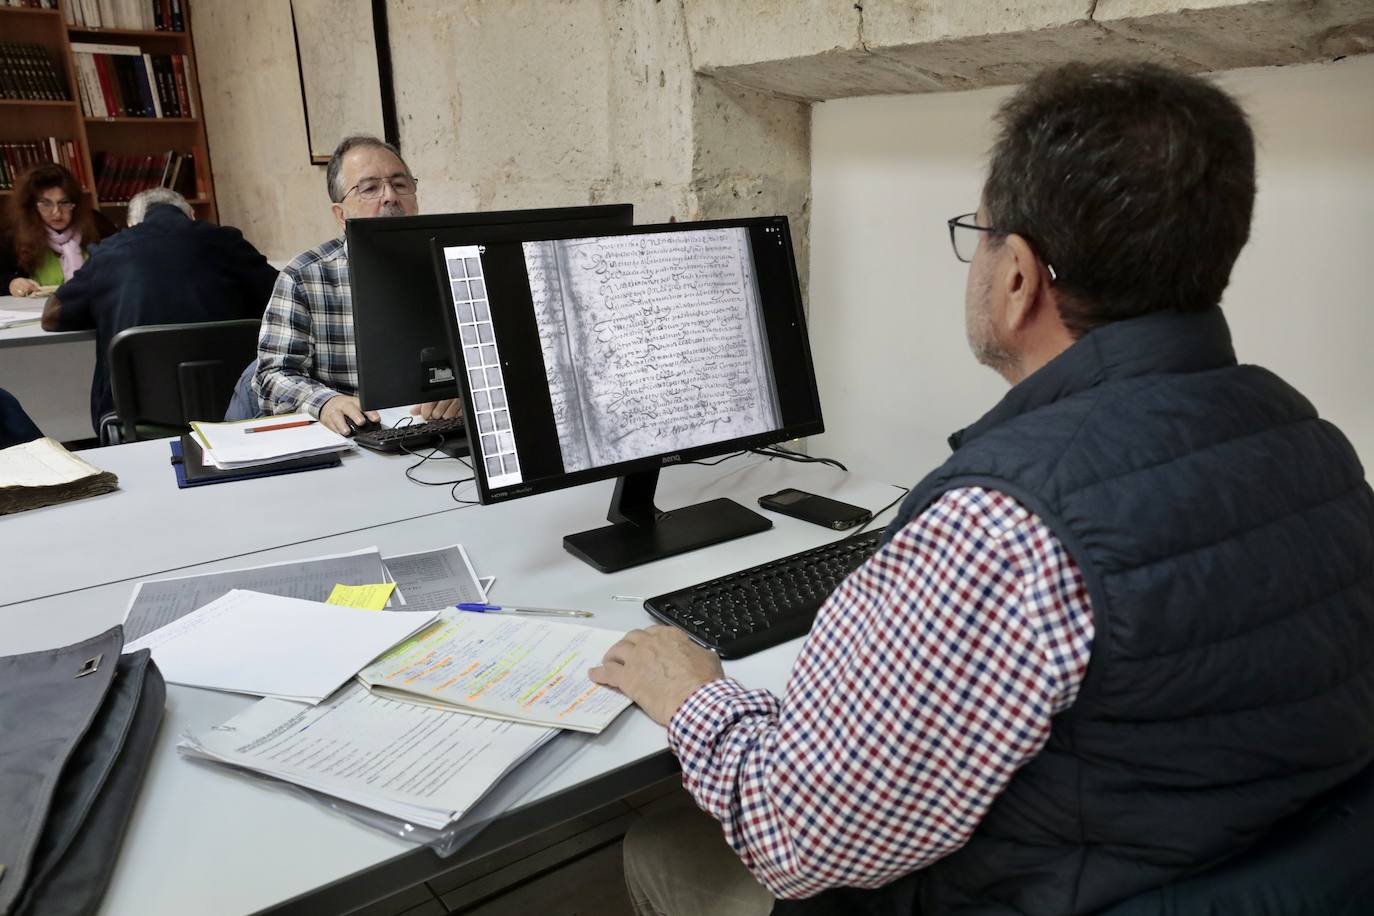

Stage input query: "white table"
[
  {"left": 0, "top": 293, "right": 98, "bottom": 442},
  {"left": 0, "top": 438, "right": 483, "bottom": 607},
  {"left": 0, "top": 446, "right": 903, "bottom": 915}
]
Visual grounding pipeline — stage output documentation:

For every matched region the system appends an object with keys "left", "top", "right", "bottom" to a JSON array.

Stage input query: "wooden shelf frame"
[{"left": 0, "top": 0, "right": 217, "bottom": 226}]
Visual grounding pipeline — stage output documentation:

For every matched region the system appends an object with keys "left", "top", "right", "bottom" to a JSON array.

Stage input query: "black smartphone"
[{"left": 757, "top": 488, "right": 873, "bottom": 531}]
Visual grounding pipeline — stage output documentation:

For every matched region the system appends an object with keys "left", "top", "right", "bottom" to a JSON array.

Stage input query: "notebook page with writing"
[{"left": 357, "top": 610, "right": 633, "bottom": 733}]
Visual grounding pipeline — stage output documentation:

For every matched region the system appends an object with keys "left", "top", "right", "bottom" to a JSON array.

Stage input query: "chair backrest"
[{"left": 108, "top": 320, "right": 262, "bottom": 442}]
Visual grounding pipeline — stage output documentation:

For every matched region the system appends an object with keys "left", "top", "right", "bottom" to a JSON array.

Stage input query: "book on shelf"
[
  {"left": 0, "top": 1, "right": 61, "bottom": 9},
  {"left": 0, "top": 137, "right": 87, "bottom": 190},
  {"left": 0, "top": 41, "right": 69, "bottom": 101},
  {"left": 92, "top": 148, "right": 196, "bottom": 202},
  {"left": 71, "top": 42, "right": 193, "bottom": 119},
  {"left": 63, "top": 0, "right": 183, "bottom": 31}
]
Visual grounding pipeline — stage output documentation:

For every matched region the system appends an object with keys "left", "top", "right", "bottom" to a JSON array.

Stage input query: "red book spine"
[
  {"left": 93, "top": 55, "right": 119, "bottom": 118},
  {"left": 170, "top": 53, "right": 190, "bottom": 119}
]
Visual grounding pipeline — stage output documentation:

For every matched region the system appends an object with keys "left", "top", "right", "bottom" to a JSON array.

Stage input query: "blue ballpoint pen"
[{"left": 456, "top": 603, "right": 594, "bottom": 619}]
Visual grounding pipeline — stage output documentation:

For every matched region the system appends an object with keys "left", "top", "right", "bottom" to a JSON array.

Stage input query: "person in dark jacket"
[
  {"left": 0, "top": 387, "right": 43, "bottom": 449},
  {"left": 40, "top": 188, "right": 278, "bottom": 435},
  {"left": 592, "top": 62, "right": 1374, "bottom": 916}
]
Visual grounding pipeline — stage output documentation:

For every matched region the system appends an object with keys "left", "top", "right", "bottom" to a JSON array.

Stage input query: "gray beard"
[
  {"left": 377, "top": 200, "right": 407, "bottom": 217},
  {"left": 966, "top": 291, "right": 1018, "bottom": 379}
]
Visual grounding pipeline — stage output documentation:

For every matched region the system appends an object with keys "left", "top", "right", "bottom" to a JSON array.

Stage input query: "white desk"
[
  {"left": 0, "top": 438, "right": 483, "bottom": 607},
  {"left": 0, "top": 447, "right": 903, "bottom": 916},
  {"left": 0, "top": 294, "right": 98, "bottom": 442}
]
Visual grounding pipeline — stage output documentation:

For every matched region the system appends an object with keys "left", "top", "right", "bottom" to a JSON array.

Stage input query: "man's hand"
[
  {"left": 8, "top": 277, "right": 39, "bottom": 297},
  {"left": 411, "top": 399, "right": 463, "bottom": 421},
  {"left": 319, "top": 395, "right": 379, "bottom": 435},
  {"left": 589, "top": 626, "right": 724, "bottom": 726}
]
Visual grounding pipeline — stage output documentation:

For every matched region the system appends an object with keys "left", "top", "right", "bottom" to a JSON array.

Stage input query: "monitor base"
[{"left": 564, "top": 497, "right": 772, "bottom": 573}]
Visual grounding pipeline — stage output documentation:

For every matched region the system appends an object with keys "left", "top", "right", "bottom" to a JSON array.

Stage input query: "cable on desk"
[
  {"left": 401, "top": 436, "right": 479, "bottom": 504},
  {"left": 751, "top": 444, "right": 848, "bottom": 473},
  {"left": 846, "top": 484, "right": 911, "bottom": 539},
  {"left": 686, "top": 445, "right": 850, "bottom": 471}
]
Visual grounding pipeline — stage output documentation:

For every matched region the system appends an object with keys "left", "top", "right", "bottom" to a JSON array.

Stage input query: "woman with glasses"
[{"left": 2, "top": 163, "right": 106, "bottom": 298}]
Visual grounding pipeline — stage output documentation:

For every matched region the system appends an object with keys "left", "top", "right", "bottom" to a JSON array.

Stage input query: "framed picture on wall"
[{"left": 291, "top": 0, "right": 400, "bottom": 165}]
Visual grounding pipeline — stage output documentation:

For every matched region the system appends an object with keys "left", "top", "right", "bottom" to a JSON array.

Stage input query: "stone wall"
[{"left": 193, "top": 0, "right": 1373, "bottom": 265}]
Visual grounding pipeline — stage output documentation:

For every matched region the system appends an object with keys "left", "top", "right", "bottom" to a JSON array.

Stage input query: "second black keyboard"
[
  {"left": 645, "top": 530, "right": 883, "bottom": 658},
  {"left": 352, "top": 417, "right": 468, "bottom": 455}
]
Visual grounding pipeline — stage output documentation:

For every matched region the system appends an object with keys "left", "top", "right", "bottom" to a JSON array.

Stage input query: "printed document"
[
  {"left": 358, "top": 610, "right": 633, "bottom": 733},
  {"left": 179, "top": 683, "right": 555, "bottom": 830},
  {"left": 191, "top": 415, "right": 353, "bottom": 469},
  {"left": 385, "top": 544, "right": 488, "bottom": 611},
  {"left": 126, "top": 589, "right": 439, "bottom": 703},
  {"left": 123, "top": 547, "right": 390, "bottom": 641}
]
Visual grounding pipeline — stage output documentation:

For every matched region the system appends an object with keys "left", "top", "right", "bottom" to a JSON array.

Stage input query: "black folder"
[{"left": 169, "top": 435, "right": 341, "bottom": 488}]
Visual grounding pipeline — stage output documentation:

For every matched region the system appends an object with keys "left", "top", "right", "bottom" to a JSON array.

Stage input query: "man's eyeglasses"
[
  {"left": 344, "top": 175, "right": 419, "bottom": 201},
  {"left": 946, "top": 212, "right": 1058, "bottom": 281},
  {"left": 36, "top": 199, "right": 76, "bottom": 213}
]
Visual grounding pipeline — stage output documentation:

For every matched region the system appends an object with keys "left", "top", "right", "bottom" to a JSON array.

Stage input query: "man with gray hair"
[
  {"left": 253, "top": 134, "right": 462, "bottom": 433},
  {"left": 126, "top": 186, "right": 193, "bottom": 225},
  {"left": 41, "top": 187, "right": 277, "bottom": 435}
]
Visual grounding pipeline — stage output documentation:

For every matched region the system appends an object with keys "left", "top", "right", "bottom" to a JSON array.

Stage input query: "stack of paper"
[
  {"left": 179, "top": 684, "right": 556, "bottom": 829},
  {"left": 0, "top": 307, "right": 41, "bottom": 330},
  {"left": 123, "top": 547, "right": 394, "bottom": 641},
  {"left": 125, "top": 590, "right": 438, "bottom": 704},
  {"left": 190, "top": 415, "right": 353, "bottom": 469},
  {"left": 358, "top": 610, "right": 634, "bottom": 734},
  {"left": 0, "top": 437, "right": 118, "bottom": 516}
]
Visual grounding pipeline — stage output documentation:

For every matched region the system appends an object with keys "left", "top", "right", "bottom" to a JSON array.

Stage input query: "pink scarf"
[{"left": 45, "top": 226, "right": 84, "bottom": 281}]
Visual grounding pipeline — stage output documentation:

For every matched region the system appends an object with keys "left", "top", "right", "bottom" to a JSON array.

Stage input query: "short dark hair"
[
  {"left": 326, "top": 135, "right": 407, "bottom": 203},
  {"left": 983, "top": 62, "right": 1256, "bottom": 336}
]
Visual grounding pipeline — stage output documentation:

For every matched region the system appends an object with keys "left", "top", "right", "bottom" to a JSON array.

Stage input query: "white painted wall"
[{"left": 807, "top": 54, "right": 1374, "bottom": 486}]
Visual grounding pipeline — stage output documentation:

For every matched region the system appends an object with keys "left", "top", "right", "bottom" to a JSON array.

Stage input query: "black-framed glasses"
[
  {"left": 344, "top": 175, "right": 419, "bottom": 201},
  {"left": 947, "top": 212, "right": 1003, "bottom": 262},
  {"left": 36, "top": 199, "right": 76, "bottom": 212},
  {"left": 946, "top": 211, "right": 1058, "bottom": 281}
]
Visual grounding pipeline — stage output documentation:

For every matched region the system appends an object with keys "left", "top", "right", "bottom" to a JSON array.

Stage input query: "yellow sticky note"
[{"left": 325, "top": 582, "right": 397, "bottom": 611}]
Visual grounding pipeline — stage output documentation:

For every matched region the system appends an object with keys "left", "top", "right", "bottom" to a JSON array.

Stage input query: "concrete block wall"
[{"left": 194, "top": 0, "right": 1372, "bottom": 270}]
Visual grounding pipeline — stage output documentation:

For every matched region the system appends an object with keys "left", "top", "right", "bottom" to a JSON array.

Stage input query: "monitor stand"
[{"left": 563, "top": 468, "right": 772, "bottom": 573}]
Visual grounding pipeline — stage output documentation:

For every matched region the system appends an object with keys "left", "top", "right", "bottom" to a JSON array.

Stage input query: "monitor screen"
[
  {"left": 347, "top": 205, "right": 633, "bottom": 413},
  {"left": 432, "top": 216, "right": 823, "bottom": 571}
]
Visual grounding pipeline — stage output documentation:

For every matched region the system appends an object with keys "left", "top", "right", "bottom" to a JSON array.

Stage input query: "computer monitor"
[
  {"left": 347, "top": 205, "right": 635, "bottom": 417},
  {"left": 431, "top": 216, "right": 824, "bottom": 572}
]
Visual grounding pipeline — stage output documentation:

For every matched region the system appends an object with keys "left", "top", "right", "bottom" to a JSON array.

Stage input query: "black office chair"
[{"left": 103, "top": 319, "right": 261, "bottom": 445}]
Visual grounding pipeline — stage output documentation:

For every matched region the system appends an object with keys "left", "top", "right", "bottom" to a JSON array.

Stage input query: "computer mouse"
[{"left": 345, "top": 416, "right": 382, "bottom": 436}]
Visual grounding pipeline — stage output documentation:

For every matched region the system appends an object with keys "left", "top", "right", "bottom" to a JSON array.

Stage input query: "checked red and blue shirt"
[{"left": 667, "top": 486, "right": 1096, "bottom": 899}]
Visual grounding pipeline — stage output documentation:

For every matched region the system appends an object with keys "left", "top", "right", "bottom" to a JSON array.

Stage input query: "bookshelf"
[{"left": 0, "top": 0, "right": 217, "bottom": 228}]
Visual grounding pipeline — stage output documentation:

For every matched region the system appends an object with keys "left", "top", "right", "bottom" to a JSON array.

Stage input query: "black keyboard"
[
  {"left": 352, "top": 417, "right": 468, "bottom": 454},
  {"left": 645, "top": 530, "right": 883, "bottom": 658}
]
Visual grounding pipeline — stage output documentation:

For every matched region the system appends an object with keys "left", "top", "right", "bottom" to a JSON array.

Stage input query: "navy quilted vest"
[{"left": 776, "top": 307, "right": 1374, "bottom": 915}]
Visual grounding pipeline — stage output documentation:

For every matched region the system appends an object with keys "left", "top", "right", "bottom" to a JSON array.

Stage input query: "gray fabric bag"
[{"left": 0, "top": 626, "right": 165, "bottom": 916}]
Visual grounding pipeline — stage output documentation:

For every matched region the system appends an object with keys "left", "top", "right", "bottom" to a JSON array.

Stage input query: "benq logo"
[{"left": 662, "top": 454, "right": 682, "bottom": 465}]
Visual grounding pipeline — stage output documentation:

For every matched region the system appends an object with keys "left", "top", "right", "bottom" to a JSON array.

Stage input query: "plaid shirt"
[
  {"left": 668, "top": 486, "right": 1095, "bottom": 899},
  {"left": 254, "top": 237, "right": 358, "bottom": 416}
]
